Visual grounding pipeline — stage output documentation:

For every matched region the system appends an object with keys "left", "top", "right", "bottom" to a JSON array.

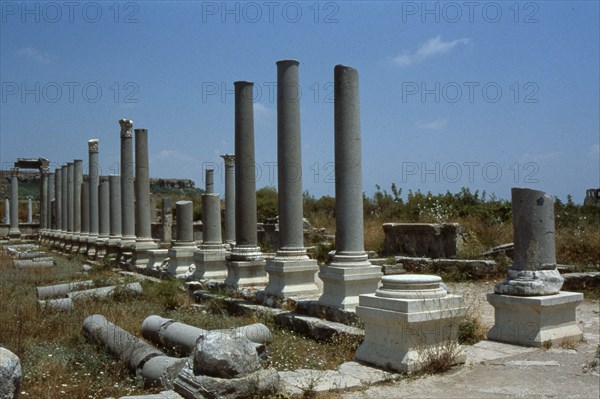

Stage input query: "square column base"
[
  {"left": 356, "top": 293, "right": 467, "bottom": 373},
  {"left": 95, "top": 237, "right": 109, "bottom": 259},
  {"left": 265, "top": 258, "right": 320, "bottom": 299},
  {"left": 86, "top": 235, "right": 99, "bottom": 258},
  {"left": 167, "top": 246, "right": 197, "bottom": 275},
  {"left": 131, "top": 239, "right": 159, "bottom": 268},
  {"left": 146, "top": 249, "right": 169, "bottom": 271},
  {"left": 192, "top": 249, "right": 229, "bottom": 280},
  {"left": 225, "top": 259, "right": 267, "bottom": 289},
  {"left": 487, "top": 291, "right": 583, "bottom": 347},
  {"left": 318, "top": 263, "right": 382, "bottom": 310}
]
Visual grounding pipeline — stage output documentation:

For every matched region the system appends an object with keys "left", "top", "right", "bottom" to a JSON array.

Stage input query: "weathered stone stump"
[
  {"left": 487, "top": 188, "right": 583, "bottom": 347},
  {"left": 167, "top": 201, "right": 197, "bottom": 275}
]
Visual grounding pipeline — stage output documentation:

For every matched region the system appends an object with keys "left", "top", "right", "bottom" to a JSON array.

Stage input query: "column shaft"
[
  {"left": 74, "top": 160, "right": 83, "bottom": 234},
  {"left": 277, "top": 59, "right": 305, "bottom": 255},
  {"left": 220, "top": 155, "right": 235, "bottom": 244},
  {"left": 234, "top": 81, "right": 258, "bottom": 249},
  {"left": 9, "top": 169, "right": 20, "bottom": 236},
  {"left": 109, "top": 175, "right": 122, "bottom": 238},
  {"left": 67, "top": 162, "right": 74, "bottom": 233},
  {"left": 175, "top": 200, "right": 193, "bottom": 244},
  {"left": 202, "top": 194, "right": 222, "bottom": 247},
  {"left": 120, "top": 119, "right": 136, "bottom": 241},
  {"left": 41, "top": 171, "right": 48, "bottom": 228},
  {"left": 88, "top": 140, "right": 100, "bottom": 238},
  {"left": 48, "top": 173, "right": 55, "bottom": 230},
  {"left": 98, "top": 180, "right": 110, "bottom": 238},
  {"left": 205, "top": 169, "right": 214, "bottom": 193},
  {"left": 61, "top": 165, "right": 68, "bottom": 232},
  {"left": 334, "top": 65, "right": 365, "bottom": 255},
  {"left": 54, "top": 169, "right": 62, "bottom": 231},
  {"left": 135, "top": 128, "right": 152, "bottom": 239}
]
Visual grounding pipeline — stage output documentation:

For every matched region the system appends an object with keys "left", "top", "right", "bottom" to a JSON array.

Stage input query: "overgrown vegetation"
[{"left": 0, "top": 250, "right": 363, "bottom": 398}]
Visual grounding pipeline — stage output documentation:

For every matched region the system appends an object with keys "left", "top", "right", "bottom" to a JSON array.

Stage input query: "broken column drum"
[
  {"left": 205, "top": 168, "right": 214, "bottom": 194},
  {"left": 220, "top": 154, "right": 236, "bottom": 244},
  {"left": 192, "top": 193, "right": 228, "bottom": 280},
  {"left": 265, "top": 59, "right": 319, "bottom": 299},
  {"left": 487, "top": 187, "right": 583, "bottom": 347},
  {"left": 318, "top": 65, "right": 382, "bottom": 310},
  {"left": 167, "top": 200, "right": 196, "bottom": 275},
  {"left": 4, "top": 196, "right": 9, "bottom": 225}
]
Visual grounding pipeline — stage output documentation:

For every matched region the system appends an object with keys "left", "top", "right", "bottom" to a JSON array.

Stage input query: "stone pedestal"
[
  {"left": 356, "top": 275, "right": 467, "bottom": 373},
  {"left": 226, "top": 81, "right": 266, "bottom": 289},
  {"left": 487, "top": 292, "right": 583, "bottom": 347},
  {"left": 318, "top": 65, "right": 381, "bottom": 310},
  {"left": 132, "top": 128, "right": 158, "bottom": 266},
  {"left": 146, "top": 249, "right": 169, "bottom": 271},
  {"left": 8, "top": 169, "right": 21, "bottom": 238},
  {"left": 265, "top": 60, "right": 318, "bottom": 300},
  {"left": 167, "top": 201, "right": 197, "bottom": 275},
  {"left": 488, "top": 188, "right": 582, "bottom": 347}
]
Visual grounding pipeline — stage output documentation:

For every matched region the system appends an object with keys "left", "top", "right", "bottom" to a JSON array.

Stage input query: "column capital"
[
  {"left": 88, "top": 139, "right": 99, "bottom": 153},
  {"left": 119, "top": 119, "right": 134, "bottom": 138},
  {"left": 220, "top": 154, "right": 235, "bottom": 166},
  {"left": 41, "top": 166, "right": 50, "bottom": 174}
]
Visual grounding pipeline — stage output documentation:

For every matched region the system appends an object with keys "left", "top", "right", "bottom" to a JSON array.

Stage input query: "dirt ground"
[{"left": 341, "top": 282, "right": 600, "bottom": 399}]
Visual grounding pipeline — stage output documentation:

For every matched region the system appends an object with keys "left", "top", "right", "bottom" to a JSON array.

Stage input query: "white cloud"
[
  {"left": 18, "top": 47, "right": 56, "bottom": 64},
  {"left": 393, "top": 36, "right": 470, "bottom": 67},
  {"left": 416, "top": 119, "right": 447, "bottom": 130}
]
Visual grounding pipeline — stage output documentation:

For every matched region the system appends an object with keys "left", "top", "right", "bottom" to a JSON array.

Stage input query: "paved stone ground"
[{"left": 340, "top": 282, "right": 600, "bottom": 399}]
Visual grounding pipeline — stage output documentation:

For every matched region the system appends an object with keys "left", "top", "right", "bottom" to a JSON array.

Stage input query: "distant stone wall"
[
  {"left": 382, "top": 223, "right": 464, "bottom": 258},
  {"left": 150, "top": 178, "right": 195, "bottom": 189}
]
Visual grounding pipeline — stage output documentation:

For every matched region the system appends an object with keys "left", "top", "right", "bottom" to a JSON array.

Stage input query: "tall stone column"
[
  {"left": 3, "top": 196, "right": 9, "bottom": 224},
  {"left": 167, "top": 200, "right": 196, "bottom": 274},
  {"left": 220, "top": 154, "right": 235, "bottom": 245},
  {"left": 80, "top": 177, "right": 90, "bottom": 255},
  {"left": 72, "top": 159, "right": 83, "bottom": 253},
  {"left": 225, "top": 81, "right": 266, "bottom": 289},
  {"left": 192, "top": 192, "right": 228, "bottom": 280},
  {"left": 65, "top": 161, "right": 75, "bottom": 251},
  {"left": 8, "top": 168, "right": 21, "bottom": 238},
  {"left": 27, "top": 196, "right": 32, "bottom": 224},
  {"left": 132, "top": 128, "right": 158, "bottom": 266},
  {"left": 119, "top": 119, "right": 136, "bottom": 248},
  {"left": 59, "top": 164, "right": 68, "bottom": 249},
  {"left": 487, "top": 188, "right": 583, "bottom": 346},
  {"left": 47, "top": 172, "right": 55, "bottom": 232},
  {"left": 54, "top": 168, "right": 61, "bottom": 232},
  {"left": 40, "top": 169, "right": 49, "bottom": 233},
  {"left": 318, "top": 65, "right": 382, "bottom": 310},
  {"left": 95, "top": 178, "right": 110, "bottom": 258},
  {"left": 265, "top": 60, "right": 319, "bottom": 299},
  {"left": 87, "top": 139, "right": 100, "bottom": 258},
  {"left": 205, "top": 169, "right": 214, "bottom": 193},
  {"left": 107, "top": 175, "right": 122, "bottom": 257}
]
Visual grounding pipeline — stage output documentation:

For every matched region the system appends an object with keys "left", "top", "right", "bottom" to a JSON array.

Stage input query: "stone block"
[
  {"left": 382, "top": 223, "right": 463, "bottom": 258},
  {"left": 487, "top": 291, "right": 583, "bottom": 347}
]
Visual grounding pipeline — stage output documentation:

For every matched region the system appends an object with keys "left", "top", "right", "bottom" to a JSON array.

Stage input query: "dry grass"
[{"left": 1, "top": 245, "right": 364, "bottom": 398}]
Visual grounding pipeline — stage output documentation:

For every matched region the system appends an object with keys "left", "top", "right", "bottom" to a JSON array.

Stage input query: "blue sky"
[{"left": 1, "top": 1, "right": 598, "bottom": 202}]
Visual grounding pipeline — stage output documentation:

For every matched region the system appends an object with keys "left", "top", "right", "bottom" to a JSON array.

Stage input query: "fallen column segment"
[{"left": 83, "top": 314, "right": 185, "bottom": 388}]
